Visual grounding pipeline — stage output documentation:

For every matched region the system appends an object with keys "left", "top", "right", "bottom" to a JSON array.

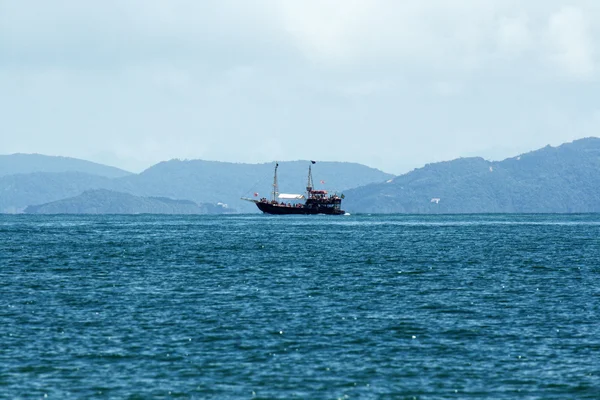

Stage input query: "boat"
[{"left": 242, "top": 161, "right": 345, "bottom": 215}]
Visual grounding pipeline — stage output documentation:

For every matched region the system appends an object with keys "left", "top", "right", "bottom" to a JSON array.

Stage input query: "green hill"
[
  {"left": 24, "top": 189, "right": 233, "bottom": 214},
  {"left": 343, "top": 137, "right": 600, "bottom": 213},
  {"left": 0, "top": 172, "right": 116, "bottom": 213}
]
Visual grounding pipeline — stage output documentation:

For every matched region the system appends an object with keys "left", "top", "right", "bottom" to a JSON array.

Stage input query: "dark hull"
[{"left": 256, "top": 202, "right": 344, "bottom": 215}]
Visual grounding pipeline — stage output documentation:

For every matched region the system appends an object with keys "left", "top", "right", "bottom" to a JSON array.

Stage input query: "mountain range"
[
  {"left": 0, "top": 157, "right": 392, "bottom": 214},
  {"left": 2, "top": 137, "right": 600, "bottom": 214},
  {"left": 0, "top": 153, "right": 131, "bottom": 178},
  {"left": 344, "top": 137, "right": 600, "bottom": 213}
]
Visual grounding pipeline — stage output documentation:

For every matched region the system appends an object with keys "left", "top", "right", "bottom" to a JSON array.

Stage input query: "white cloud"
[
  {"left": 1, "top": 1, "right": 600, "bottom": 174},
  {"left": 496, "top": 14, "right": 533, "bottom": 55},
  {"left": 277, "top": 0, "right": 501, "bottom": 70},
  {"left": 545, "top": 6, "right": 595, "bottom": 79}
]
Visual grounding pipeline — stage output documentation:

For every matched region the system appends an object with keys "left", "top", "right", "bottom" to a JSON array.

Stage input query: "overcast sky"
[{"left": 1, "top": 0, "right": 599, "bottom": 173}]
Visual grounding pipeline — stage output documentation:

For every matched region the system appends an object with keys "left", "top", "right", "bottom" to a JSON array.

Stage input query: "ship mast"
[
  {"left": 272, "top": 162, "right": 279, "bottom": 201},
  {"left": 306, "top": 161, "right": 314, "bottom": 197}
]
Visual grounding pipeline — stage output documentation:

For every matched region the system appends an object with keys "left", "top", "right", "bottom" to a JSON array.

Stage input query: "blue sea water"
[{"left": 1, "top": 214, "right": 599, "bottom": 399}]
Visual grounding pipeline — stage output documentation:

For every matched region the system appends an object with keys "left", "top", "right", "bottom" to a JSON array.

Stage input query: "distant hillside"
[
  {"left": 344, "top": 137, "right": 600, "bottom": 213},
  {"left": 0, "top": 172, "right": 116, "bottom": 213},
  {"left": 0, "top": 159, "right": 392, "bottom": 213},
  {"left": 7, "top": 139, "right": 600, "bottom": 214},
  {"left": 0, "top": 153, "right": 132, "bottom": 178},
  {"left": 115, "top": 160, "right": 394, "bottom": 213},
  {"left": 25, "top": 189, "right": 234, "bottom": 214}
]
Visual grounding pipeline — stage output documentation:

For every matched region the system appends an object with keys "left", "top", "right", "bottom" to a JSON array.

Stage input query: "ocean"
[{"left": 1, "top": 214, "right": 599, "bottom": 399}]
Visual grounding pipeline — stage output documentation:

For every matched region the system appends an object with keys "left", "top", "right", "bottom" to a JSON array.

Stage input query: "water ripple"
[{"left": 1, "top": 214, "right": 599, "bottom": 398}]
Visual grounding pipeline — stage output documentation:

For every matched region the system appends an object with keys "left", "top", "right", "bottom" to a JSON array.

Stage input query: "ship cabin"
[
  {"left": 306, "top": 189, "right": 343, "bottom": 211},
  {"left": 309, "top": 190, "right": 328, "bottom": 199}
]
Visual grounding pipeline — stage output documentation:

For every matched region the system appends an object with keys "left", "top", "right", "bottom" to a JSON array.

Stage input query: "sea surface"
[{"left": 1, "top": 214, "right": 599, "bottom": 399}]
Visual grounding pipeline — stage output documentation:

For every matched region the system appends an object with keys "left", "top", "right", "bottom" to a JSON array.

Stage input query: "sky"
[{"left": 1, "top": 0, "right": 599, "bottom": 174}]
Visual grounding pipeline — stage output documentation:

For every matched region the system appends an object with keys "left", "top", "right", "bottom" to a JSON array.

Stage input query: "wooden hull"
[{"left": 256, "top": 202, "right": 344, "bottom": 215}]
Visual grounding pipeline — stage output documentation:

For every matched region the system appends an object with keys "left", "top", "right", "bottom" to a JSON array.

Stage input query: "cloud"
[
  {"left": 0, "top": 0, "right": 288, "bottom": 70},
  {"left": 545, "top": 6, "right": 595, "bottom": 79},
  {"left": 277, "top": 0, "right": 500, "bottom": 69},
  {"left": 2, "top": 0, "right": 598, "bottom": 78},
  {"left": 275, "top": 0, "right": 600, "bottom": 82},
  {"left": 495, "top": 14, "right": 533, "bottom": 55},
  {"left": 1, "top": 1, "right": 600, "bottom": 174}
]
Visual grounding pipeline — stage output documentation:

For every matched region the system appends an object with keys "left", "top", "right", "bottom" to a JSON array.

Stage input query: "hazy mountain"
[
  {"left": 6, "top": 139, "right": 600, "bottom": 214},
  {"left": 114, "top": 160, "right": 395, "bottom": 213},
  {"left": 343, "top": 137, "right": 600, "bottom": 214},
  {"left": 25, "top": 189, "right": 234, "bottom": 214},
  {"left": 0, "top": 159, "right": 392, "bottom": 213},
  {"left": 0, "top": 172, "right": 116, "bottom": 213},
  {"left": 0, "top": 153, "right": 132, "bottom": 178}
]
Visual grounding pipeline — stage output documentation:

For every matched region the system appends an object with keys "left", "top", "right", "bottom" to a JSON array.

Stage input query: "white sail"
[{"left": 278, "top": 193, "right": 305, "bottom": 200}]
